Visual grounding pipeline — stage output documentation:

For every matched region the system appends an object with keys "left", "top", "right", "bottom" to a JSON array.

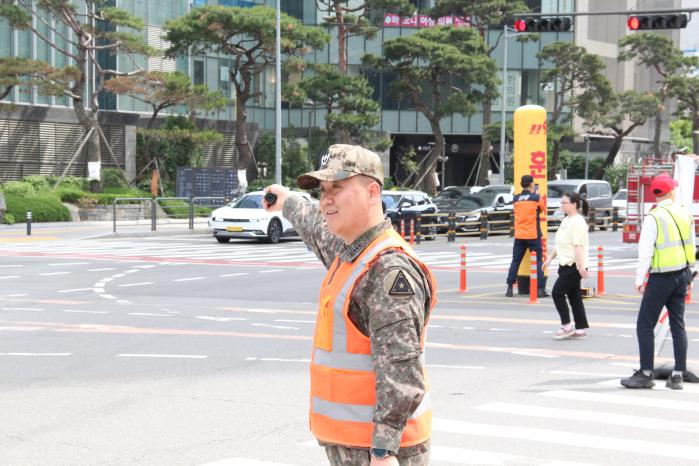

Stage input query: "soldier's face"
[{"left": 319, "top": 177, "right": 371, "bottom": 242}]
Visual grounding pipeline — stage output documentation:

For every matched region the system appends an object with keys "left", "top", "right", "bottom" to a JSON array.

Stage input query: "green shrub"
[
  {"left": 51, "top": 176, "right": 89, "bottom": 191},
  {"left": 5, "top": 193, "right": 71, "bottom": 222},
  {"left": 21, "top": 175, "right": 51, "bottom": 192},
  {"left": 56, "top": 187, "right": 88, "bottom": 203},
  {"left": 101, "top": 168, "right": 130, "bottom": 190},
  {"left": 2, "top": 181, "right": 37, "bottom": 197},
  {"left": 3, "top": 213, "right": 15, "bottom": 224}
]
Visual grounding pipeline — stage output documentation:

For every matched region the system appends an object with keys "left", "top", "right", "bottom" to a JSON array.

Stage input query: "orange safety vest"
[{"left": 309, "top": 228, "right": 437, "bottom": 448}]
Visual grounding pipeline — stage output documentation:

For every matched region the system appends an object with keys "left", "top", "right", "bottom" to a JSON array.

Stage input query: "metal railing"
[
  {"left": 112, "top": 196, "right": 227, "bottom": 233},
  {"left": 401, "top": 206, "right": 624, "bottom": 243}
]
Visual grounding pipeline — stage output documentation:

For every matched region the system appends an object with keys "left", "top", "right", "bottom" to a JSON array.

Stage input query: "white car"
[
  {"left": 613, "top": 189, "right": 627, "bottom": 220},
  {"left": 208, "top": 191, "right": 312, "bottom": 244}
]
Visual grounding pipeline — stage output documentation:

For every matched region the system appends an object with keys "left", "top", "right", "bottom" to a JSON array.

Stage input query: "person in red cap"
[{"left": 621, "top": 174, "right": 696, "bottom": 390}]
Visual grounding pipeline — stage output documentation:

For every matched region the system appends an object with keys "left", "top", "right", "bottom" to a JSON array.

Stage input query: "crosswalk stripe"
[
  {"left": 432, "top": 417, "right": 699, "bottom": 460},
  {"left": 540, "top": 389, "right": 699, "bottom": 412},
  {"left": 474, "top": 401, "right": 699, "bottom": 433}
]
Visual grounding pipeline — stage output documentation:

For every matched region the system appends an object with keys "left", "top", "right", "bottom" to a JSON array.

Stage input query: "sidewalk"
[{"left": 0, "top": 218, "right": 210, "bottom": 243}]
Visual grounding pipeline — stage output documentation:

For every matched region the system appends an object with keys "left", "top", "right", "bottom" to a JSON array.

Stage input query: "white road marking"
[
  {"left": 546, "top": 370, "right": 627, "bottom": 378},
  {"left": 117, "top": 354, "right": 207, "bottom": 359},
  {"left": 125, "top": 269, "right": 139, "bottom": 274},
  {"left": 0, "top": 352, "right": 71, "bottom": 356},
  {"left": 173, "top": 276, "right": 206, "bottom": 282},
  {"left": 2, "top": 307, "right": 43, "bottom": 311},
  {"left": 250, "top": 323, "right": 299, "bottom": 330},
  {"left": 57, "top": 287, "right": 94, "bottom": 293},
  {"left": 118, "top": 282, "right": 154, "bottom": 287},
  {"left": 7, "top": 294, "right": 27, "bottom": 297},
  {"left": 219, "top": 273, "right": 248, "bottom": 277},
  {"left": 432, "top": 417, "right": 699, "bottom": 460},
  {"left": 596, "top": 378, "right": 699, "bottom": 393},
  {"left": 0, "top": 276, "right": 21, "bottom": 280},
  {"left": 259, "top": 269, "right": 284, "bottom": 273},
  {"left": 610, "top": 362, "right": 637, "bottom": 368},
  {"left": 101, "top": 278, "right": 114, "bottom": 283},
  {"left": 63, "top": 309, "right": 109, "bottom": 314},
  {"left": 512, "top": 350, "right": 558, "bottom": 358},
  {"left": 39, "top": 271, "right": 71, "bottom": 276},
  {"left": 88, "top": 268, "right": 116, "bottom": 272},
  {"left": 128, "top": 312, "right": 171, "bottom": 317},
  {"left": 93, "top": 288, "right": 104, "bottom": 293},
  {"left": 245, "top": 357, "right": 310, "bottom": 363},
  {"left": 101, "top": 294, "right": 116, "bottom": 299},
  {"left": 196, "top": 316, "right": 248, "bottom": 322},
  {"left": 112, "top": 273, "right": 126, "bottom": 278},
  {"left": 273, "top": 319, "right": 315, "bottom": 324},
  {"left": 475, "top": 401, "right": 699, "bottom": 434},
  {"left": 134, "top": 265, "right": 156, "bottom": 269},
  {"left": 540, "top": 389, "right": 699, "bottom": 412},
  {"left": 48, "top": 262, "right": 90, "bottom": 266},
  {"left": 0, "top": 265, "right": 21, "bottom": 268}
]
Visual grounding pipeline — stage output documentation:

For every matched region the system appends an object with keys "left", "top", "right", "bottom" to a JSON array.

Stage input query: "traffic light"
[
  {"left": 514, "top": 17, "right": 572, "bottom": 32},
  {"left": 627, "top": 14, "right": 688, "bottom": 30}
]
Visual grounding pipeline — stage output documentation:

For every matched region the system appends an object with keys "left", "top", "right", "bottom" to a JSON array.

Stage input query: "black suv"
[{"left": 382, "top": 190, "right": 438, "bottom": 240}]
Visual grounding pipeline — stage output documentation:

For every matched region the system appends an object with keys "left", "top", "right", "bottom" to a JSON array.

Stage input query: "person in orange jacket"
[
  {"left": 505, "top": 174, "right": 548, "bottom": 298},
  {"left": 265, "top": 145, "right": 436, "bottom": 466}
]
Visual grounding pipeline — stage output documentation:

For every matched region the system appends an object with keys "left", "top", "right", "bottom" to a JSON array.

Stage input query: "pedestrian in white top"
[{"left": 543, "top": 192, "right": 590, "bottom": 340}]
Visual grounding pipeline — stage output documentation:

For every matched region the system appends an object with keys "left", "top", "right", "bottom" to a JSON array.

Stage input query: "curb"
[{"left": 86, "top": 228, "right": 211, "bottom": 240}]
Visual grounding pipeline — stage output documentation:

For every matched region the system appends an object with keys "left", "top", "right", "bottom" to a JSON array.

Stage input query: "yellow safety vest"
[
  {"left": 309, "top": 228, "right": 436, "bottom": 448},
  {"left": 649, "top": 203, "right": 695, "bottom": 273}
]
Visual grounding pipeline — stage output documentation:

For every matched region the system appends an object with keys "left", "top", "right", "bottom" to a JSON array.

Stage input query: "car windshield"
[
  {"left": 473, "top": 191, "right": 498, "bottom": 205},
  {"left": 382, "top": 194, "right": 402, "bottom": 209},
  {"left": 479, "top": 186, "right": 510, "bottom": 195},
  {"left": 454, "top": 195, "right": 485, "bottom": 211},
  {"left": 614, "top": 190, "right": 627, "bottom": 200},
  {"left": 548, "top": 185, "right": 577, "bottom": 198},
  {"left": 232, "top": 194, "right": 264, "bottom": 209},
  {"left": 434, "top": 188, "right": 466, "bottom": 200}
]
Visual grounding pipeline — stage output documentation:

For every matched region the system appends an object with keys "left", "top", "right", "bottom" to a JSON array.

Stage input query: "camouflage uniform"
[{"left": 283, "top": 195, "right": 433, "bottom": 466}]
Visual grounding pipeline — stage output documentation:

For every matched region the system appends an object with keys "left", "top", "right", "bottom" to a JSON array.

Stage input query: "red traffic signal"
[
  {"left": 627, "top": 14, "right": 688, "bottom": 30},
  {"left": 513, "top": 17, "right": 572, "bottom": 33}
]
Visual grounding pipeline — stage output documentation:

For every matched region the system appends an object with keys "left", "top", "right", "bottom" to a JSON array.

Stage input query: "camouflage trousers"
[{"left": 324, "top": 441, "right": 430, "bottom": 466}]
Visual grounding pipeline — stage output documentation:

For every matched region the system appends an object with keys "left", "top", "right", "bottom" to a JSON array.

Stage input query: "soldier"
[{"left": 264, "top": 144, "right": 436, "bottom": 466}]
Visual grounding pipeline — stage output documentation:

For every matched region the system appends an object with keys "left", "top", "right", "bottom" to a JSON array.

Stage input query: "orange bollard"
[
  {"left": 529, "top": 251, "right": 539, "bottom": 304},
  {"left": 686, "top": 286, "right": 694, "bottom": 304},
  {"left": 409, "top": 218, "right": 415, "bottom": 245},
  {"left": 597, "top": 246, "right": 605, "bottom": 296},
  {"left": 400, "top": 218, "right": 406, "bottom": 240},
  {"left": 459, "top": 245, "right": 467, "bottom": 293}
]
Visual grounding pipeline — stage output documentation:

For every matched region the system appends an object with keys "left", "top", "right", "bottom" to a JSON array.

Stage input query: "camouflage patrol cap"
[{"left": 297, "top": 144, "right": 384, "bottom": 190}]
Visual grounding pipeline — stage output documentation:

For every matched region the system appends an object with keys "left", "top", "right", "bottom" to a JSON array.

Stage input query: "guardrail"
[
  {"left": 405, "top": 206, "right": 624, "bottom": 243},
  {"left": 112, "top": 196, "right": 227, "bottom": 233}
]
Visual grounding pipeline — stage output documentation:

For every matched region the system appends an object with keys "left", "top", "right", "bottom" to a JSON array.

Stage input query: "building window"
[{"left": 193, "top": 60, "right": 205, "bottom": 86}]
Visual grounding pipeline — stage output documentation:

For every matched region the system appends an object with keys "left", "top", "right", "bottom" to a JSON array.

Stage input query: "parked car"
[
  {"left": 478, "top": 184, "right": 514, "bottom": 203},
  {"left": 447, "top": 190, "right": 513, "bottom": 233},
  {"left": 612, "top": 188, "right": 628, "bottom": 220},
  {"left": 208, "top": 191, "right": 312, "bottom": 244},
  {"left": 432, "top": 186, "right": 482, "bottom": 210},
  {"left": 382, "top": 190, "right": 438, "bottom": 240},
  {"left": 547, "top": 179, "right": 613, "bottom": 227}
]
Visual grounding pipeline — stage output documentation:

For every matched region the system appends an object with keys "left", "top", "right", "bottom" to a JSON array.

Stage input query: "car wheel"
[
  {"left": 216, "top": 236, "right": 230, "bottom": 244},
  {"left": 267, "top": 218, "right": 282, "bottom": 244}
]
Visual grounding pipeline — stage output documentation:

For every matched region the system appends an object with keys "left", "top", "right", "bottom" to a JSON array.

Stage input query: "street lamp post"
[
  {"left": 275, "top": 0, "right": 282, "bottom": 184},
  {"left": 499, "top": 26, "right": 524, "bottom": 185}
]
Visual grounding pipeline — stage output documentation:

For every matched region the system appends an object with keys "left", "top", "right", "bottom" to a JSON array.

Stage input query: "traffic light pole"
[
  {"left": 513, "top": 8, "right": 699, "bottom": 18},
  {"left": 499, "top": 26, "right": 525, "bottom": 184}
]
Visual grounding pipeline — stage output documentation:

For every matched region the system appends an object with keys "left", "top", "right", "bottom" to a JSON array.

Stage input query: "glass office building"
[{"left": 0, "top": 0, "right": 574, "bottom": 184}]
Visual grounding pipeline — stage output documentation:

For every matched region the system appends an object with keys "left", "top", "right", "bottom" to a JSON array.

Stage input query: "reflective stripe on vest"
[
  {"left": 649, "top": 205, "right": 695, "bottom": 274},
  {"left": 309, "top": 228, "right": 435, "bottom": 448}
]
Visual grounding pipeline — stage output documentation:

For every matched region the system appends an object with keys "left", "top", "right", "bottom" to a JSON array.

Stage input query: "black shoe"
[
  {"left": 537, "top": 289, "right": 550, "bottom": 298},
  {"left": 620, "top": 370, "right": 655, "bottom": 389},
  {"left": 506, "top": 285, "right": 513, "bottom": 297},
  {"left": 666, "top": 374, "right": 683, "bottom": 390}
]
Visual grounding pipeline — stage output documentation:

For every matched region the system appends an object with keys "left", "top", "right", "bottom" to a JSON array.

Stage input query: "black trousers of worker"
[
  {"left": 506, "top": 238, "right": 545, "bottom": 289},
  {"left": 552, "top": 265, "right": 589, "bottom": 329},
  {"left": 637, "top": 269, "right": 689, "bottom": 372}
]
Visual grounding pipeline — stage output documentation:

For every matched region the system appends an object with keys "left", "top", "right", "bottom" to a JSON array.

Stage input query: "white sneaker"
[{"left": 554, "top": 326, "right": 574, "bottom": 340}]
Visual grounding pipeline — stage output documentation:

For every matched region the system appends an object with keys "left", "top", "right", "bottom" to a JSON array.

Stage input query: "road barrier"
[
  {"left": 112, "top": 196, "right": 226, "bottom": 233},
  {"left": 459, "top": 245, "right": 467, "bottom": 293},
  {"left": 597, "top": 246, "right": 606, "bottom": 296},
  {"left": 529, "top": 251, "right": 539, "bottom": 304},
  {"left": 409, "top": 217, "right": 415, "bottom": 245}
]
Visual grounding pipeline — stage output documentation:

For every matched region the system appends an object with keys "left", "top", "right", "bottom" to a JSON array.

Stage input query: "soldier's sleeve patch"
[{"left": 383, "top": 269, "right": 415, "bottom": 299}]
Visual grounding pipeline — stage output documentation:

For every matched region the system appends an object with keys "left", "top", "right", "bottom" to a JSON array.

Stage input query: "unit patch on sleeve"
[{"left": 384, "top": 269, "right": 415, "bottom": 298}]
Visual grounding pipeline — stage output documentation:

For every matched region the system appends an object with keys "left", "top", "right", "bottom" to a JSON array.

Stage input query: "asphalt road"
[{"left": 0, "top": 227, "right": 697, "bottom": 466}]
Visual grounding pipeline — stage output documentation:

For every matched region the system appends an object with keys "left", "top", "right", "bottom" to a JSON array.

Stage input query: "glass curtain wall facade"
[{"left": 0, "top": 0, "right": 575, "bottom": 180}]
